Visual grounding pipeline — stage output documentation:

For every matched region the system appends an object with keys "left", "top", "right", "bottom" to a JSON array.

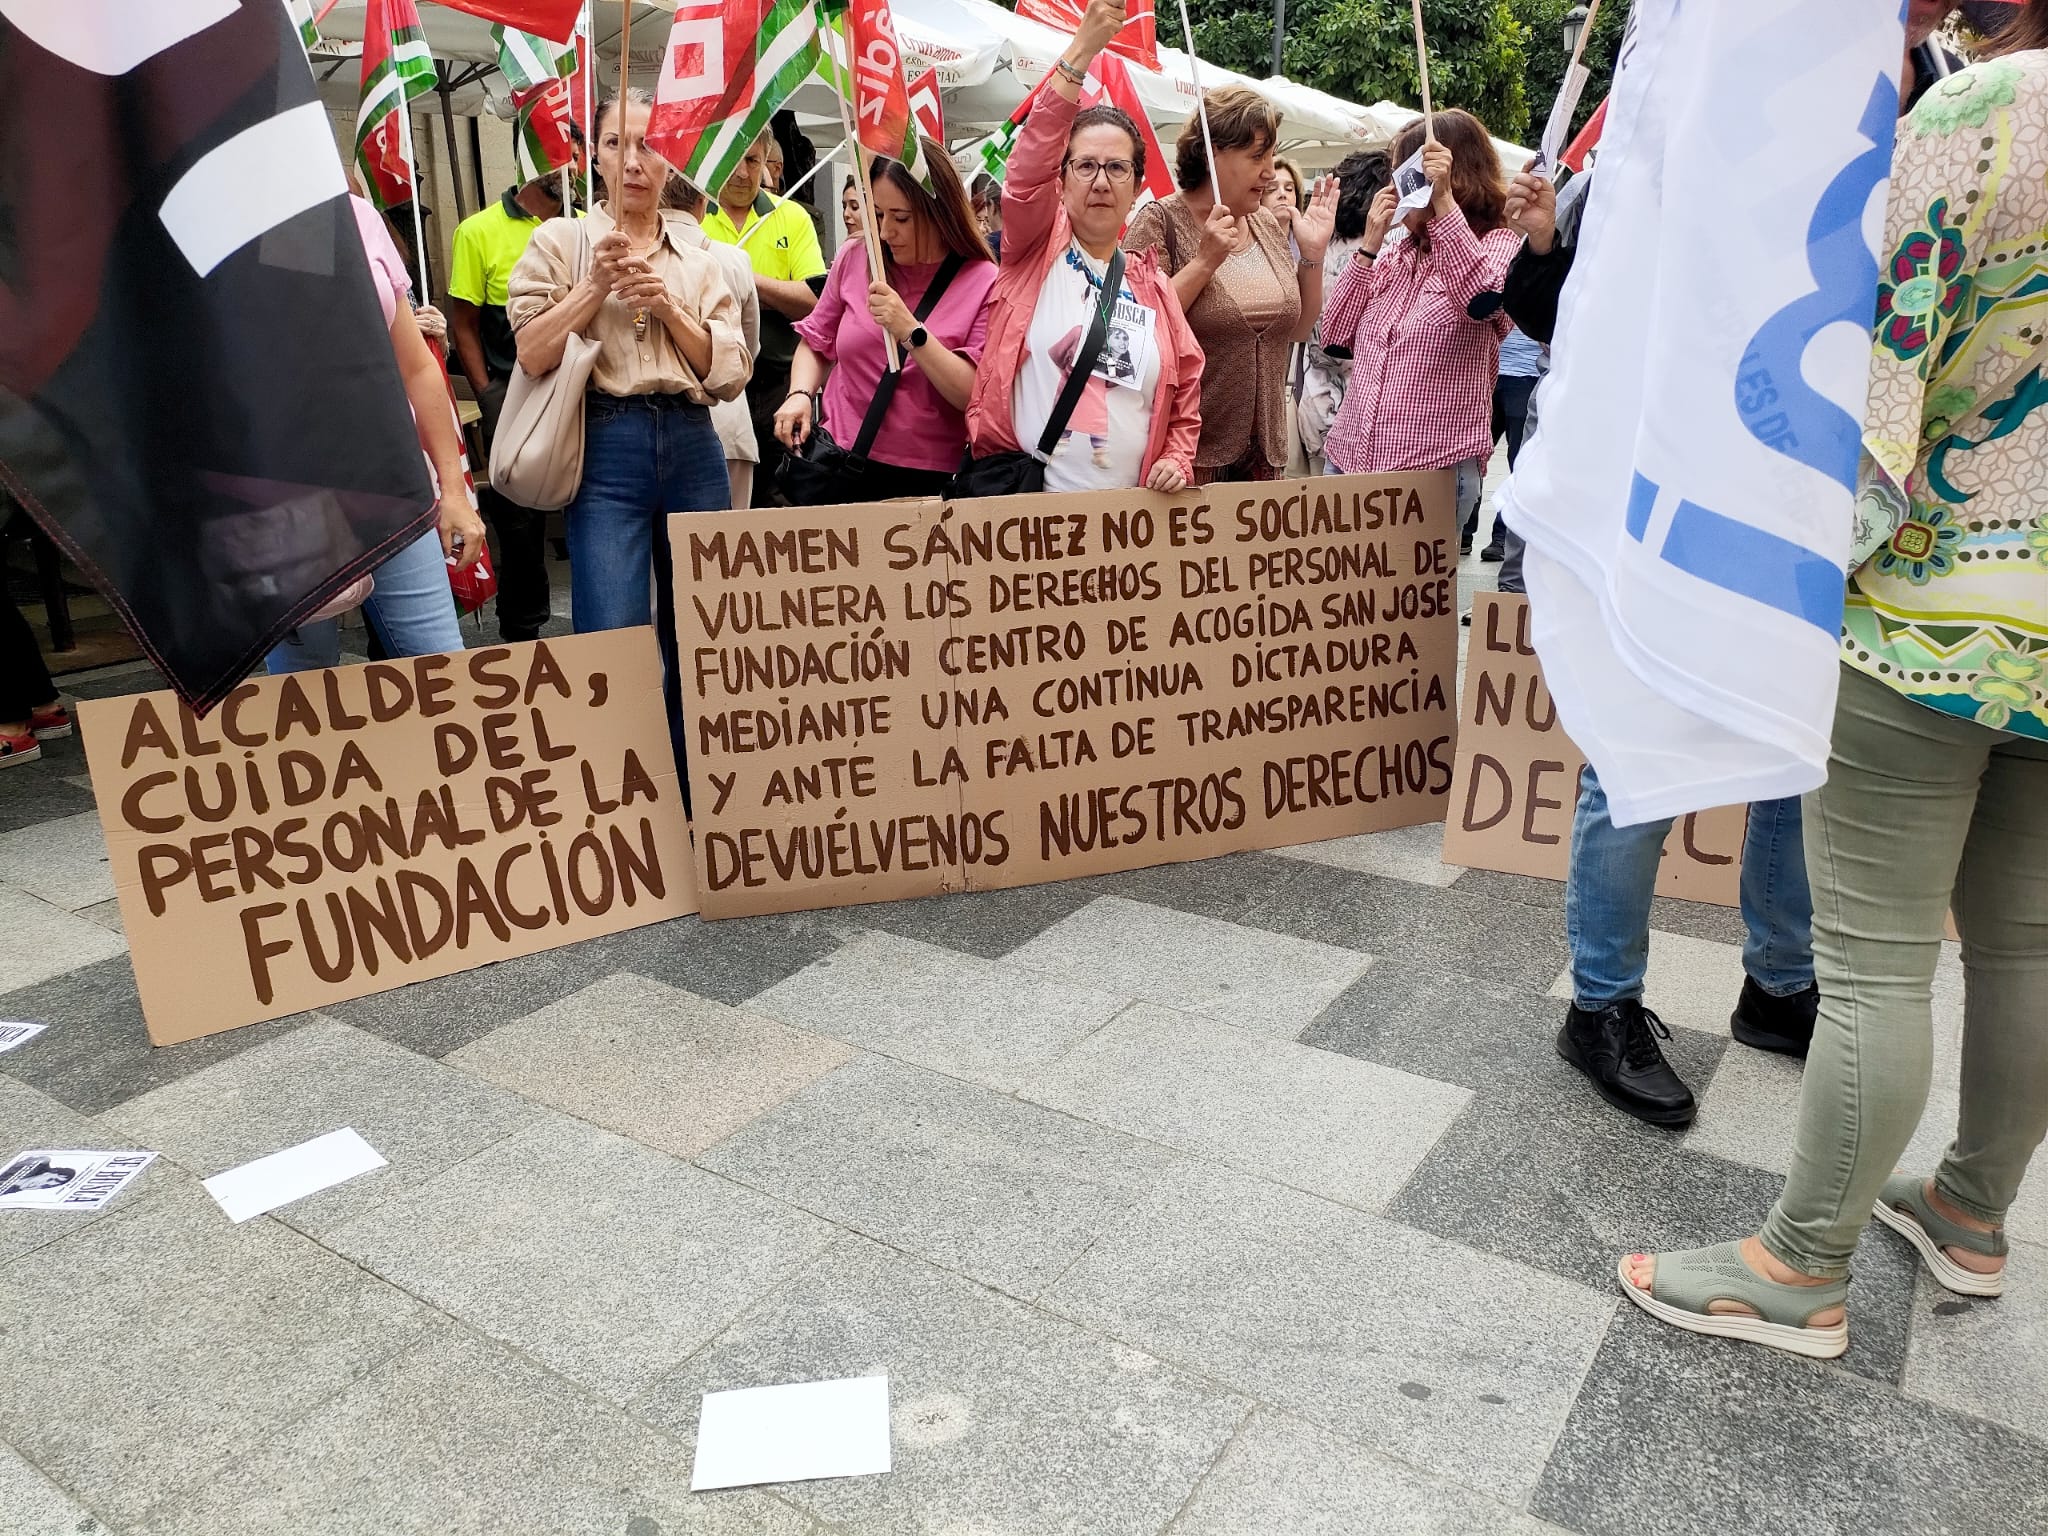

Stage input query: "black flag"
[{"left": 0, "top": 0, "right": 437, "bottom": 712}]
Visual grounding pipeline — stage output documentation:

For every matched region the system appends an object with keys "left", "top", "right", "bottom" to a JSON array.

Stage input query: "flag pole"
[
  {"left": 1409, "top": 0, "right": 1435, "bottom": 143},
  {"left": 827, "top": 36, "right": 900, "bottom": 370},
  {"left": 1569, "top": 0, "right": 1603, "bottom": 68},
  {"left": 397, "top": 102, "right": 432, "bottom": 302},
  {"left": 580, "top": 3, "right": 594, "bottom": 209},
  {"left": 739, "top": 140, "right": 846, "bottom": 248},
  {"left": 1170, "top": 0, "right": 1218, "bottom": 199}
]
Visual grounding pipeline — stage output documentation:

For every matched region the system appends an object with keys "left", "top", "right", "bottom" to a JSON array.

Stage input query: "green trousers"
[{"left": 1760, "top": 664, "right": 2048, "bottom": 1278}]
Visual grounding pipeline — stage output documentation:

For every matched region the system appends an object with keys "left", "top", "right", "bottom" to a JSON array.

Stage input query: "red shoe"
[
  {"left": 0, "top": 729, "right": 41, "bottom": 767},
  {"left": 29, "top": 700, "right": 74, "bottom": 740}
]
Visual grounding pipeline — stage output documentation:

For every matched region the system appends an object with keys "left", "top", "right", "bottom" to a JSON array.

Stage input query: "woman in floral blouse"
[{"left": 1622, "top": 12, "right": 2048, "bottom": 1359}]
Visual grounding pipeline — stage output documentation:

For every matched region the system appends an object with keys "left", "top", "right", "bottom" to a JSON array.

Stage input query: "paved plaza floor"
[{"left": 3, "top": 539, "right": 2045, "bottom": 1536}]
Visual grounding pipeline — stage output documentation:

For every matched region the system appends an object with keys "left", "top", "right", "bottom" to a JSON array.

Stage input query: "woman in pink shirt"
[
  {"left": 1318, "top": 111, "right": 1520, "bottom": 519},
  {"left": 776, "top": 148, "right": 997, "bottom": 500}
]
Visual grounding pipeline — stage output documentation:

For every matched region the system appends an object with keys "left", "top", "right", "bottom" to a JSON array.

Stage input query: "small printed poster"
[{"left": 0, "top": 1150, "right": 157, "bottom": 1211}]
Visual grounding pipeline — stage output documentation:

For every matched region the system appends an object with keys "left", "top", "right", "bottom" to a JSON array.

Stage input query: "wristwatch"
[{"left": 906, "top": 325, "right": 930, "bottom": 350}]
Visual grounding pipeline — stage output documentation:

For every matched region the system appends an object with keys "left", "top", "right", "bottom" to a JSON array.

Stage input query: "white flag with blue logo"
[{"left": 1505, "top": 0, "right": 1904, "bottom": 826}]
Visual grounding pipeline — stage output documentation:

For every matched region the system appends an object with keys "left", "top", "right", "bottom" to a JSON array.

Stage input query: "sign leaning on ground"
[
  {"left": 80, "top": 630, "right": 698, "bottom": 1046},
  {"left": 1442, "top": 592, "right": 1747, "bottom": 904},
  {"left": 672, "top": 473, "right": 1461, "bottom": 917}
]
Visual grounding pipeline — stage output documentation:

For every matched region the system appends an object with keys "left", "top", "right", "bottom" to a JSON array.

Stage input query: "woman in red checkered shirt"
[{"left": 1317, "top": 111, "right": 1521, "bottom": 502}]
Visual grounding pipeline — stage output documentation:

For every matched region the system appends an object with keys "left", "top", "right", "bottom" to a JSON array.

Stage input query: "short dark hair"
[
  {"left": 1066, "top": 105, "right": 1147, "bottom": 184},
  {"left": 1331, "top": 150, "right": 1391, "bottom": 240}
]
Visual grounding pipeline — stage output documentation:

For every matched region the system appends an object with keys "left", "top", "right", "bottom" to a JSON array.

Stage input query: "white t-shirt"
[{"left": 1014, "top": 242, "right": 1160, "bottom": 492}]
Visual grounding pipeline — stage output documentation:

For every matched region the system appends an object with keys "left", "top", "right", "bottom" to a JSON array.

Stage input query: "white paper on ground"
[
  {"left": 202, "top": 1127, "right": 387, "bottom": 1223},
  {"left": 0, "top": 1021, "right": 47, "bottom": 1053},
  {"left": 690, "top": 1374, "right": 892, "bottom": 1492},
  {"left": 0, "top": 1150, "right": 155, "bottom": 1210}
]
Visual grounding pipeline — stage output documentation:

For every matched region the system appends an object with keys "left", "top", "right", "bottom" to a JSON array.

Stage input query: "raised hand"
[
  {"left": 1362, "top": 184, "right": 1399, "bottom": 254},
  {"left": 1293, "top": 176, "right": 1340, "bottom": 264},
  {"left": 1422, "top": 141, "right": 1456, "bottom": 214},
  {"left": 1503, "top": 170, "right": 1559, "bottom": 253},
  {"left": 1075, "top": 0, "right": 1127, "bottom": 59}
]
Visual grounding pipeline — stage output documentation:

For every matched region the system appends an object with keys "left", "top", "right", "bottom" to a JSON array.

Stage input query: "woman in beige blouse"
[
  {"left": 508, "top": 88, "right": 749, "bottom": 772},
  {"left": 1125, "top": 87, "right": 1335, "bottom": 483}
]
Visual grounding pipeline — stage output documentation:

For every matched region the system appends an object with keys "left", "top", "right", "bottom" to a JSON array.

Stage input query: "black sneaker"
[
  {"left": 1460, "top": 533, "right": 1475, "bottom": 555},
  {"left": 1480, "top": 541, "right": 1506, "bottom": 563},
  {"left": 1730, "top": 977, "right": 1818, "bottom": 1058},
  {"left": 1556, "top": 1000, "right": 1698, "bottom": 1127}
]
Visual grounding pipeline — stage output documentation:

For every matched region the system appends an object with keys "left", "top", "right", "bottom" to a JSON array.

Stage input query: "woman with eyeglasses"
[{"left": 962, "top": 0, "right": 1202, "bottom": 494}]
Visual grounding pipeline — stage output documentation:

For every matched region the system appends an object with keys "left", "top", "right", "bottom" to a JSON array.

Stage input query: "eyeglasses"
[{"left": 1066, "top": 157, "right": 1135, "bottom": 185}]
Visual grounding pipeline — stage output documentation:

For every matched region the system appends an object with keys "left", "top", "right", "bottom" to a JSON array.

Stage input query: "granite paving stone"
[
  {"left": 841, "top": 874, "right": 1120, "bottom": 959},
  {"left": 1299, "top": 959, "right": 1566, "bottom": 1092},
  {"left": 634, "top": 1236, "right": 1249, "bottom": 1536},
  {"left": 322, "top": 1115, "right": 834, "bottom": 1404},
  {"left": 698, "top": 1054, "right": 1177, "bottom": 1299},
  {"left": 136, "top": 1325, "right": 812, "bottom": 1536},
  {"left": 1021, "top": 1002, "right": 1468, "bottom": 1210},
  {"left": 1245, "top": 867, "right": 1572, "bottom": 991},
  {"left": 1546, "top": 928, "right": 1749, "bottom": 1036},
  {"left": 74, "top": 897, "right": 124, "bottom": 935},
  {"left": 0, "top": 884, "right": 126, "bottom": 993},
  {"left": 1173, "top": 1409, "right": 1570, "bottom": 1535},
  {"left": 1270, "top": 818, "right": 1469, "bottom": 888},
  {"left": 1040, "top": 1160, "right": 1615, "bottom": 1503},
  {"left": 448, "top": 973, "right": 853, "bottom": 1157},
  {"left": 746, "top": 931, "right": 1123, "bottom": 1091},
  {"left": 0, "top": 812, "right": 114, "bottom": 911},
  {"left": 581, "top": 909, "right": 849, "bottom": 1007},
  {"left": 1003, "top": 894, "right": 1373, "bottom": 1038},
  {"left": 100, "top": 1016, "right": 544, "bottom": 1236},
  {"left": 0, "top": 1076, "right": 176, "bottom": 1264},
  {"left": 1902, "top": 1237, "right": 2048, "bottom": 1444},
  {"left": 1533, "top": 1302, "right": 2048, "bottom": 1536},
  {"left": 0, "top": 1180, "right": 437, "bottom": 1526},
  {"left": 0, "top": 1437, "right": 106, "bottom": 1536},
  {"left": 0, "top": 956, "right": 313, "bottom": 1118},
  {"left": 322, "top": 943, "right": 617, "bottom": 1059},
  {"left": 1094, "top": 849, "right": 1315, "bottom": 925},
  {"left": 0, "top": 768, "right": 97, "bottom": 834}
]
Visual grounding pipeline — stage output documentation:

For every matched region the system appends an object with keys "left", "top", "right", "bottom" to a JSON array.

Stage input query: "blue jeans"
[
  {"left": 1565, "top": 764, "right": 1814, "bottom": 1008},
  {"left": 568, "top": 393, "right": 729, "bottom": 776},
  {"left": 266, "top": 525, "right": 462, "bottom": 672}
]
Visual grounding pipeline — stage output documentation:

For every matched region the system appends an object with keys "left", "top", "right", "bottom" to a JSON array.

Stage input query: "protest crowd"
[{"left": 1, "top": 0, "right": 2045, "bottom": 1526}]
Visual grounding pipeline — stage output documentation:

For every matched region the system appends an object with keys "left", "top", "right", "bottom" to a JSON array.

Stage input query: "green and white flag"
[
  {"left": 283, "top": 0, "right": 321, "bottom": 54},
  {"left": 492, "top": 23, "right": 576, "bottom": 92},
  {"left": 356, "top": 0, "right": 439, "bottom": 210},
  {"left": 644, "top": 0, "right": 822, "bottom": 205}
]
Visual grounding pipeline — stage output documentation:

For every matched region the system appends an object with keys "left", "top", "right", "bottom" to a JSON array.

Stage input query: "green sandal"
[
  {"left": 1871, "top": 1173, "right": 2007, "bottom": 1298},
  {"left": 1617, "top": 1242, "right": 1849, "bottom": 1359}
]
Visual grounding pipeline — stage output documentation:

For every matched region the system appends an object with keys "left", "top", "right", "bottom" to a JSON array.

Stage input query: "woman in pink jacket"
[{"left": 962, "top": 0, "right": 1202, "bottom": 494}]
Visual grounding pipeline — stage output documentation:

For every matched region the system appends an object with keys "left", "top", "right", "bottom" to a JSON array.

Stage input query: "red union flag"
[
  {"left": 647, "top": 0, "right": 821, "bottom": 199},
  {"left": 849, "top": 0, "right": 916, "bottom": 163},
  {"left": 906, "top": 66, "right": 944, "bottom": 145},
  {"left": 1015, "top": 0, "right": 1159, "bottom": 71},
  {"left": 431, "top": 1, "right": 582, "bottom": 44}
]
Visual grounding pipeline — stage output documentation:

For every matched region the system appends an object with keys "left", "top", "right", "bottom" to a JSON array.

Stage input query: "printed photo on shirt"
[{"left": 1095, "top": 296, "right": 1156, "bottom": 389}]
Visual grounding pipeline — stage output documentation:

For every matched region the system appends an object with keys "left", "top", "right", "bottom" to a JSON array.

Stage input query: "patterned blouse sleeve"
[{"left": 1864, "top": 67, "right": 2019, "bottom": 492}]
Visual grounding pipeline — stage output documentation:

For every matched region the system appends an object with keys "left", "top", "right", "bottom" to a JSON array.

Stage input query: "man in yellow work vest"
[{"left": 703, "top": 130, "right": 826, "bottom": 502}]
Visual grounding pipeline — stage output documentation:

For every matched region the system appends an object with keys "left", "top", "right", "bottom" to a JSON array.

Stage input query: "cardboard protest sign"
[
  {"left": 673, "top": 474, "right": 1460, "bottom": 916},
  {"left": 79, "top": 630, "right": 696, "bottom": 1045},
  {"left": 1443, "top": 593, "right": 1745, "bottom": 903}
]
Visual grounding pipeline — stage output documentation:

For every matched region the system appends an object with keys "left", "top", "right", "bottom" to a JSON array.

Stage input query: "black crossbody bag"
[
  {"left": 776, "top": 253, "right": 965, "bottom": 507},
  {"left": 949, "top": 249, "right": 1125, "bottom": 500}
]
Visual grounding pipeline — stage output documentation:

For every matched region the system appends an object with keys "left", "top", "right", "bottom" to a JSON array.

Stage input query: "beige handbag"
[{"left": 488, "top": 224, "right": 600, "bottom": 511}]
